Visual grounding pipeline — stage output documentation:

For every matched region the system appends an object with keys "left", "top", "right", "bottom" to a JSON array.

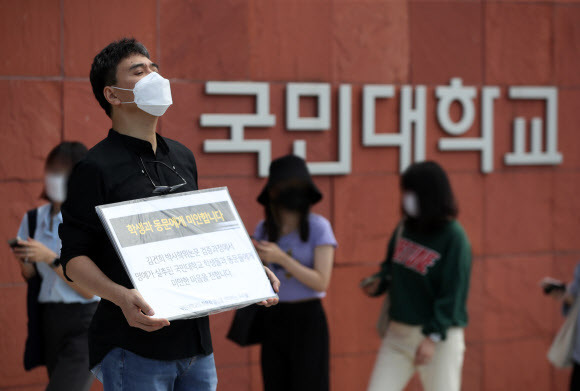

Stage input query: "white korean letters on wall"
[{"left": 199, "top": 79, "right": 562, "bottom": 177}]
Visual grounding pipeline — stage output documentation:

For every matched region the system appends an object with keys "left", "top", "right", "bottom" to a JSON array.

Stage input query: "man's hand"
[
  {"left": 12, "top": 238, "right": 57, "bottom": 264},
  {"left": 414, "top": 337, "right": 436, "bottom": 366},
  {"left": 257, "top": 266, "right": 280, "bottom": 307},
  {"left": 116, "top": 288, "right": 170, "bottom": 332}
]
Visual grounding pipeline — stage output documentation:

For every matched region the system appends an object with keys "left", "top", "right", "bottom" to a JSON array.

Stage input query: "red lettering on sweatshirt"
[{"left": 393, "top": 238, "right": 441, "bottom": 275}]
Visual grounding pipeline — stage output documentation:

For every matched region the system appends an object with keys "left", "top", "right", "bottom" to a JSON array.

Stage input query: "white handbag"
[
  {"left": 376, "top": 294, "right": 390, "bottom": 338},
  {"left": 547, "top": 295, "right": 580, "bottom": 368}
]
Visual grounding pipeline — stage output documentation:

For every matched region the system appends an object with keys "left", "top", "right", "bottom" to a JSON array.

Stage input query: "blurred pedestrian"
[
  {"left": 253, "top": 155, "right": 337, "bottom": 391},
  {"left": 11, "top": 141, "right": 98, "bottom": 391},
  {"left": 542, "top": 266, "right": 580, "bottom": 391},
  {"left": 362, "top": 161, "right": 472, "bottom": 391}
]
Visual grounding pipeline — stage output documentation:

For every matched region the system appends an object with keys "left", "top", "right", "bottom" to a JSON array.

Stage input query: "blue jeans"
[{"left": 96, "top": 348, "right": 217, "bottom": 391}]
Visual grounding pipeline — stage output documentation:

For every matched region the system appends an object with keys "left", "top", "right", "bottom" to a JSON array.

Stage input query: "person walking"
[{"left": 362, "top": 161, "right": 472, "bottom": 391}]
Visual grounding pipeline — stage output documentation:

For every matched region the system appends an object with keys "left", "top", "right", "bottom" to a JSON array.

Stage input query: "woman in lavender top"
[{"left": 253, "top": 155, "right": 337, "bottom": 391}]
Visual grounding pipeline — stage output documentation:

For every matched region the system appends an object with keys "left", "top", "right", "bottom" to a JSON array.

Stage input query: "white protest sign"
[{"left": 95, "top": 187, "right": 277, "bottom": 321}]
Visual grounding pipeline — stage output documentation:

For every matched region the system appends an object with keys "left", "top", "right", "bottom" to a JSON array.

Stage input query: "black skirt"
[{"left": 261, "top": 299, "right": 329, "bottom": 391}]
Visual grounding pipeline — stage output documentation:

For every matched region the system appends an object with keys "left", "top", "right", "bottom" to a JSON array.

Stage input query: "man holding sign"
[{"left": 59, "top": 38, "right": 279, "bottom": 391}]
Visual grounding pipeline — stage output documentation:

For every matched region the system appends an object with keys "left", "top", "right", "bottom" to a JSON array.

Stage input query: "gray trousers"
[{"left": 41, "top": 301, "right": 98, "bottom": 391}]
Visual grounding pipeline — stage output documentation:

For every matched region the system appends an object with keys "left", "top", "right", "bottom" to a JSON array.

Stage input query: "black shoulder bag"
[
  {"left": 23, "top": 208, "right": 45, "bottom": 370},
  {"left": 226, "top": 304, "right": 266, "bottom": 346}
]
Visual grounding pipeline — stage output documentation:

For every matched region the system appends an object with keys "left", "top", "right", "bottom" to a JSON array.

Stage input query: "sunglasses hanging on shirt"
[{"left": 139, "top": 156, "right": 187, "bottom": 195}]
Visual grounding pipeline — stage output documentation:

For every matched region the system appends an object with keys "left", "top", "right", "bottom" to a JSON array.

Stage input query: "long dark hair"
[
  {"left": 263, "top": 184, "right": 311, "bottom": 243},
  {"left": 41, "top": 141, "right": 88, "bottom": 200},
  {"left": 401, "top": 161, "right": 458, "bottom": 233}
]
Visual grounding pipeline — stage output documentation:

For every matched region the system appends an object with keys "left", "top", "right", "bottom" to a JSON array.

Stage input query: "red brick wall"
[{"left": 1, "top": 1, "right": 579, "bottom": 390}]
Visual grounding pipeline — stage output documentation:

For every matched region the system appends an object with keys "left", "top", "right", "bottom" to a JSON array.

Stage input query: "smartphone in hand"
[
  {"left": 359, "top": 275, "right": 378, "bottom": 289},
  {"left": 543, "top": 282, "right": 566, "bottom": 295},
  {"left": 7, "top": 237, "right": 23, "bottom": 249}
]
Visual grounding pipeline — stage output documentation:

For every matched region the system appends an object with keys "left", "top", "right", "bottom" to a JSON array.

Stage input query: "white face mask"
[
  {"left": 113, "top": 72, "right": 173, "bottom": 116},
  {"left": 402, "top": 192, "right": 420, "bottom": 218},
  {"left": 45, "top": 173, "right": 67, "bottom": 203}
]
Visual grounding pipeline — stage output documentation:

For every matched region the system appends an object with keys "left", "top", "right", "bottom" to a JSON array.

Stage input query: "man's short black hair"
[{"left": 90, "top": 38, "right": 150, "bottom": 118}]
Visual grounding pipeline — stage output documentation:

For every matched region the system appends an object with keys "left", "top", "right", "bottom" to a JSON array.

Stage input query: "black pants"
[
  {"left": 571, "top": 361, "right": 580, "bottom": 391},
  {"left": 41, "top": 301, "right": 98, "bottom": 391},
  {"left": 261, "top": 299, "right": 329, "bottom": 391}
]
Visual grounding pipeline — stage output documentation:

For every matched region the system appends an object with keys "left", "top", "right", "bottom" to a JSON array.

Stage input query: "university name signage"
[{"left": 198, "top": 79, "right": 562, "bottom": 177}]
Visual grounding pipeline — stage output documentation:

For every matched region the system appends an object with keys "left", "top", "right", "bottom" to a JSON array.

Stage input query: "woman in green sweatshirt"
[{"left": 363, "top": 161, "right": 472, "bottom": 391}]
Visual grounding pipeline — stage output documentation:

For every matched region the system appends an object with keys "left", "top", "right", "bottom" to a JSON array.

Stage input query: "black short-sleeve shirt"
[{"left": 59, "top": 129, "right": 212, "bottom": 369}]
